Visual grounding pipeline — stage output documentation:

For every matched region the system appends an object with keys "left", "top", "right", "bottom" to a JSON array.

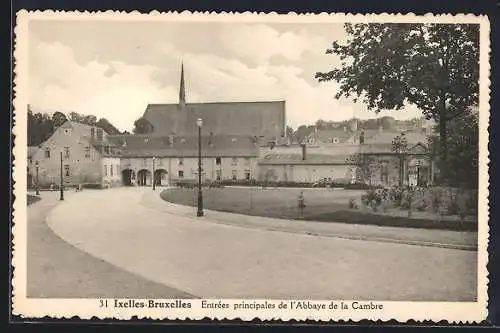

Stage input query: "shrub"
[
  {"left": 389, "top": 186, "right": 404, "bottom": 206},
  {"left": 348, "top": 198, "right": 358, "bottom": 209}
]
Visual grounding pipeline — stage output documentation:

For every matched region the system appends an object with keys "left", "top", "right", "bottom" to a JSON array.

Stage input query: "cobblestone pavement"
[
  {"left": 46, "top": 187, "right": 477, "bottom": 301},
  {"left": 26, "top": 191, "right": 194, "bottom": 298}
]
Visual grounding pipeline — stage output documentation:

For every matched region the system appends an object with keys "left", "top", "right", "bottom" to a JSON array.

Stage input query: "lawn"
[
  {"left": 162, "top": 187, "right": 363, "bottom": 220},
  {"left": 161, "top": 187, "right": 477, "bottom": 231}
]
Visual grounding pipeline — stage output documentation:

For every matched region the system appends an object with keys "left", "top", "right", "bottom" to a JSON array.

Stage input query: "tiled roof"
[
  {"left": 307, "top": 129, "right": 355, "bottom": 143},
  {"left": 107, "top": 134, "right": 260, "bottom": 157},
  {"left": 143, "top": 101, "right": 285, "bottom": 139},
  {"left": 259, "top": 152, "right": 353, "bottom": 165}
]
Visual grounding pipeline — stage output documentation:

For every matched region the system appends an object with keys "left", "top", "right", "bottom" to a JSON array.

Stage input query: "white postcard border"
[{"left": 11, "top": 10, "right": 491, "bottom": 322}]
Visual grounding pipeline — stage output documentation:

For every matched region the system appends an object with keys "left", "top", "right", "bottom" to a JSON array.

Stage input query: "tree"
[
  {"left": 391, "top": 133, "right": 409, "bottom": 186},
  {"left": 316, "top": 23, "right": 479, "bottom": 184},
  {"left": 428, "top": 109, "right": 478, "bottom": 188},
  {"left": 133, "top": 117, "right": 154, "bottom": 134},
  {"left": 285, "top": 126, "right": 294, "bottom": 140},
  {"left": 52, "top": 111, "right": 68, "bottom": 128},
  {"left": 346, "top": 153, "right": 382, "bottom": 185},
  {"left": 97, "top": 118, "right": 121, "bottom": 135}
]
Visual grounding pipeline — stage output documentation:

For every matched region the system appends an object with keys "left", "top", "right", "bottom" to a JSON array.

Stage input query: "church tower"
[{"left": 179, "top": 62, "right": 186, "bottom": 108}]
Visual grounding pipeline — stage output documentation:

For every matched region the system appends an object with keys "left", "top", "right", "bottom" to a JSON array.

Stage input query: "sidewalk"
[{"left": 144, "top": 189, "right": 477, "bottom": 251}]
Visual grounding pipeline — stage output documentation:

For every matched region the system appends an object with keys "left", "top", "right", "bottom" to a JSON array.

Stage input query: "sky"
[{"left": 28, "top": 19, "right": 424, "bottom": 132}]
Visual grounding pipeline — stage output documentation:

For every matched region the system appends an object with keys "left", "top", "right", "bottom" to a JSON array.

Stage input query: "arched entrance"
[
  {"left": 137, "top": 169, "right": 151, "bottom": 186},
  {"left": 154, "top": 169, "right": 168, "bottom": 186},
  {"left": 122, "top": 169, "right": 134, "bottom": 186}
]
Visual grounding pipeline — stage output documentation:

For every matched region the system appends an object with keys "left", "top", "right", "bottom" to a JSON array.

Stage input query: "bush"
[
  {"left": 82, "top": 183, "right": 103, "bottom": 189},
  {"left": 348, "top": 198, "right": 358, "bottom": 209}
]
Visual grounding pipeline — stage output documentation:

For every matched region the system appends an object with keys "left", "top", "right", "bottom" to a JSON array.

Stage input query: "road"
[
  {"left": 27, "top": 190, "right": 194, "bottom": 298},
  {"left": 43, "top": 187, "right": 477, "bottom": 301}
]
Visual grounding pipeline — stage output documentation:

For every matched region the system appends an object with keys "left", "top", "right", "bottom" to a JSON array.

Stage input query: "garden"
[{"left": 161, "top": 185, "right": 477, "bottom": 231}]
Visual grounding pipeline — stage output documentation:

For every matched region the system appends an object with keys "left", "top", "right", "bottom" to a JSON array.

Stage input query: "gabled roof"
[
  {"left": 107, "top": 134, "right": 260, "bottom": 158},
  {"left": 143, "top": 101, "right": 286, "bottom": 138},
  {"left": 307, "top": 129, "right": 355, "bottom": 143}
]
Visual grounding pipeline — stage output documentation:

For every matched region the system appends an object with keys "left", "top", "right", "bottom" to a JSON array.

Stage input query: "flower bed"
[{"left": 352, "top": 186, "right": 478, "bottom": 226}]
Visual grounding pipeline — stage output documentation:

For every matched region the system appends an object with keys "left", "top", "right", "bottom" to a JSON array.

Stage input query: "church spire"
[{"left": 179, "top": 62, "right": 186, "bottom": 108}]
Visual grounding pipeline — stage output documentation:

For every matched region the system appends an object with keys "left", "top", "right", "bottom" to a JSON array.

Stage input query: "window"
[
  {"left": 90, "top": 127, "right": 95, "bottom": 139},
  {"left": 232, "top": 170, "right": 237, "bottom": 180},
  {"left": 64, "top": 147, "right": 70, "bottom": 159},
  {"left": 110, "top": 164, "right": 114, "bottom": 176},
  {"left": 104, "top": 146, "right": 110, "bottom": 154},
  {"left": 84, "top": 146, "right": 91, "bottom": 158},
  {"left": 64, "top": 165, "right": 70, "bottom": 177},
  {"left": 244, "top": 157, "right": 251, "bottom": 166},
  {"left": 158, "top": 158, "right": 163, "bottom": 166},
  {"left": 216, "top": 169, "right": 222, "bottom": 180},
  {"left": 231, "top": 157, "right": 238, "bottom": 166},
  {"left": 28, "top": 157, "right": 32, "bottom": 165},
  {"left": 96, "top": 128, "right": 104, "bottom": 141},
  {"left": 104, "top": 165, "right": 108, "bottom": 176},
  {"left": 215, "top": 157, "right": 222, "bottom": 165},
  {"left": 178, "top": 170, "right": 184, "bottom": 178},
  {"left": 244, "top": 170, "right": 251, "bottom": 180},
  {"left": 142, "top": 158, "right": 147, "bottom": 166},
  {"left": 44, "top": 148, "right": 51, "bottom": 158},
  {"left": 178, "top": 158, "right": 184, "bottom": 166}
]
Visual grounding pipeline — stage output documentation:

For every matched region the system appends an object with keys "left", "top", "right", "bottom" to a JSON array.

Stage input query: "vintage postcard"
[{"left": 12, "top": 10, "right": 490, "bottom": 322}]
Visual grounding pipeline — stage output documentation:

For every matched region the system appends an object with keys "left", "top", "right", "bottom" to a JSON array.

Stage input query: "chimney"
[{"left": 301, "top": 143, "right": 307, "bottom": 160}]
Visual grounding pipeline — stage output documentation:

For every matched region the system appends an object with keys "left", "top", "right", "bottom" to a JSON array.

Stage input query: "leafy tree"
[
  {"left": 428, "top": 110, "right": 478, "bottom": 188},
  {"left": 133, "top": 117, "right": 154, "bottom": 134},
  {"left": 285, "top": 126, "right": 294, "bottom": 140},
  {"left": 52, "top": 111, "right": 68, "bottom": 128},
  {"left": 346, "top": 153, "right": 382, "bottom": 186},
  {"left": 391, "top": 133, "right": 409, "bottom": 186},
  {"left": 68, "top": 111, "right": 84, "bottom": 123},
  {"left": 316, "top": 23, "right": 479, "bottom": 184},
  {"left": 97, "top": 118, "right": 121, "bottom": 135}
]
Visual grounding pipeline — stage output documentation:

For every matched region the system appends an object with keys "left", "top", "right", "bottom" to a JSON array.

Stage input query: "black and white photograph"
[{"left": 13, "top": 11, "right": 489, "bottom": 321}]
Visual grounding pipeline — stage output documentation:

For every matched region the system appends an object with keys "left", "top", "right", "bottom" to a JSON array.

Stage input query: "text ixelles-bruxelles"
[{"left": 102, "top": 299, "right": 383, "bottom": 311}]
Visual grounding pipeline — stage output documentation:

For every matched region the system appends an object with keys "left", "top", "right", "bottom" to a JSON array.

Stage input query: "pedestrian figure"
[
  {"left": 298, "top": 191, "right": 306, "bottom": 217},
  {"left": 49, "top": 183, "right": 54, "bottom": 192}
]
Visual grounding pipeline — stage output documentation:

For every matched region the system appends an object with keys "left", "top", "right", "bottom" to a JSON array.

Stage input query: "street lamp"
[
  {"left": 416, "top": 160, "right": 421, "bottom": 187},
  {"left": 196, "top": 118, "right": 204, "bottom": 217},
  {"left": 59, "top": 152, "right": 64, "bottom": 201},
  {"left": 152, "top": 157, "right": 156, "bottom": 191},
  {"left": 35, "top": 160, "right": 40, "bottom": 196}
]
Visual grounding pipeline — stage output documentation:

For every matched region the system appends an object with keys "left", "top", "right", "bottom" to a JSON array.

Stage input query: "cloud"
[{"left": 28, "top": 22, "right": 421, "bottom": 133}]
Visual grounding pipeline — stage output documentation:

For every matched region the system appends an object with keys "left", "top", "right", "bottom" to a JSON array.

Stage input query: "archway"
[
  {"left": 122, "top": 169, "right": 134, "bottom": 186},
  {"left": 154, "top": 169, "right": 168, "bottom": 186},
  {"left": 137, "top": 169, "right": 152, "bottom": 186}
]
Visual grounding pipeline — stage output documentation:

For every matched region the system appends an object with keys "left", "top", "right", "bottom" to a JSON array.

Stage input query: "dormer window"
[{"left": 231, "top": 138, "right": 237, "bottom": 143}]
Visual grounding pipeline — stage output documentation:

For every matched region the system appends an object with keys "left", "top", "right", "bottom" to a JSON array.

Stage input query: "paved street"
[
  {"left": 44, "top": 187, "right": 477, "bottom": 301},
  {"left": 27, "top": 191, "right": 194, "bottom": 298}
]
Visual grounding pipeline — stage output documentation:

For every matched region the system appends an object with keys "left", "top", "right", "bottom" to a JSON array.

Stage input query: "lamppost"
[
  {"left": 196, "top": 118, "right": 204, "bottom": 217},
  {"left": 416, "top": 160, "right": 421, "bottom": 187},
  {"left": 59, "top": 151, "right": 64, "bottom": 201},
  {"left": 152, "top": 157, "right": 156, "bottom": 191},
  {"left": 35, "top": 160, "right": 40, "bottom": 196}
]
